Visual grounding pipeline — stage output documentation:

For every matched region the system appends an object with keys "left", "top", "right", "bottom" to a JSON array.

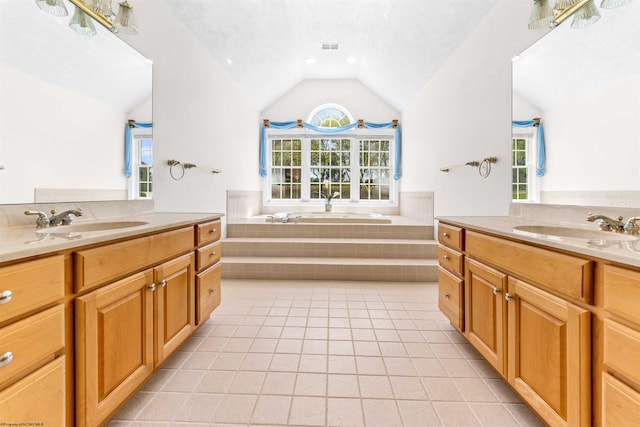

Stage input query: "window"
[
  {"left": 129, "top": 129, "right": 153, "bottom": 199},
  {"left": 266, "top": 105, "right": 396, "bottom": 205},
  {"left": 511, "top": 130, "right": 536, "bottom": 202}
]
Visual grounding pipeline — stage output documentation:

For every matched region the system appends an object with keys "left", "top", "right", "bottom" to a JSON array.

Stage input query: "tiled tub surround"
[{"left": 107, "top": 279, "right": 543, "bottom": 426}]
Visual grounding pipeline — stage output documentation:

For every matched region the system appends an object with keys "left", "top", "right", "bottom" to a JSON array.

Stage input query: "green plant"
[{"left": 321, "top": 179, "right": 340, "bottom": 204}]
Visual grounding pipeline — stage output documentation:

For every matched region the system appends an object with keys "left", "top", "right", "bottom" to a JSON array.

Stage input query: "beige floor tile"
[
  {"left": 470, "top": 402, "right": 520, "bottom": 426},
  {"left": 359, "top": 375, "right": 394, "bottom": 398},
  {"left": 238, "top": 352, "right": 273, "bottom": 371},
  {"left": 397, "top": 400, "right": 439, "bottom": 427},
  {"left": 505, "top": 403, "right": 546, "bottom": 426},
  {"left": 173, "top": 393, "right": 223, "bottom": 423},
  {"left": 221, "top": 337, "right": 253, "bottom": 352},
  {"left": 305, "top": 327, "right": 329, "bottom": 339},
  {"left": 256, "top": 326, "right": 282, "bottom": 338},
  {"left": 354, "top": 340, "right": 381, "bottom": 356},
  {"left": 422, "top": 377, "right": 464, "bottom": 401},
  {"left": 378, "top": 341, "right": 409, "bottom": 357},
  {"left": 281, "top": 326, "right": 306, "bottom": 339},
  {"left": 327, "top": 397, "right": 364, "bottom": 427},
  {"left": 276, "top": 338, "right": 303, "bottom": 353},
  {"left": 289, "top": 396, "right": 326, "bottom": 426},
  {"left": 261, "top": 371, "right": 297, "bottom": 395},
  {"left": 328, "top": 355, "right": 357, "bottom": 374},
  {"left": 390, "top": 376, "right": 428, "bottom": 400},
  {"left": 195, "top": 370, "right": 235, "bottom": 393},
  {"left": 209, "top": 352, "right": 244, "bottom": 370},
  {"left": 160, "top": 370, "right": 203, "bottom": 392},
  {"left": 384, "top": 357, "right": 417, "bottom": 376},
  {"left": 352, "top": 328, "right": 376, "bottom": 341},
  {"left": 295, "top": 372, "right": 327, "bottom": 396},
  {"left": 251, "top": 395, "right": 292, "bottom": 425},
  {"left": 196, "top": 337, "right": 228, "bottom": 352},
  {"left": 355, "top": 356, "right": 387, "bottom": 375},
  {"left": 141, "top": 369, "right": 175, "bottom": 392},
  {"left": 404, "top": 342, "right": 435, "bottom": 358},
  {"left": 329, "top": 328, "right": 353, "bottom": 340},
  {"left": 440, "top": 358, "right": 481, "bottom": 378},
  {"left": 362, "top": 399, "right": 403, "bottom": 427},
  {"left": 135, "top": 392, "right": 188, "bottom": 421},
  {"left": 212, "top": 394, "right": 258, "bottom": 424},
  {"left": 303, "top": 339, "right": 328, "bottom": 354},
  {"left": 328, "top": 374, "right": 360, "bottom": 397},
  {"left": 181, "top": 352, "right": 216, "bottom": 370},
  {"left": 329, "top": 340, "right": 354, "bottom": 355},
  {"left": 432, "top": 401, "right": 481, "bottom": 426},
  {"left": 269, "top": 353, "right": 300, "bottom": 372},
  {"left": 249, "top": 338, "right": 278, "bottom": 353},
  {"left": 299, "top": 354, "right": 328, "bottom": 373},
  {"left": 227, "top": 371, "right": 266, "bottom": 394}
]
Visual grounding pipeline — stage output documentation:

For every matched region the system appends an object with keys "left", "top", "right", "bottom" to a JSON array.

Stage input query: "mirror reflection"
[
  {"left": 512, "top": 1, "right": 640, "bottom": 207},
  {"left": 0, "top": 0, "right": 152, "bottom": 204}
]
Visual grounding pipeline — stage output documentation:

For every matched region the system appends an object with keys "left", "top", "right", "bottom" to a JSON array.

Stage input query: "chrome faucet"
[
  {"left": 586, "top": 214, "right": 625, "bottom": 232},
  {"left": 48, "top": 209, "right": 82, "bottom": 226},
  {"left": 623, "top": 217, "right": 640, "bottom": 235},
  {"left": 24, "top": 208, "right": 82, "bottom": 228}
]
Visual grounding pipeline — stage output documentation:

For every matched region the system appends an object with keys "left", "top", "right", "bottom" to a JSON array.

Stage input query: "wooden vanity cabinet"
[
  {"left": 437, "top": 223, "right": 465, "bottom": 331},
  {"left": 0, "top": 255, "right": 66, "bottom": 425},
  {"left": 601, "top": 265, "right": 640, "bottom": 425},
  {"left": 438, "top": 222, "right": 592, "bottom": 427}
]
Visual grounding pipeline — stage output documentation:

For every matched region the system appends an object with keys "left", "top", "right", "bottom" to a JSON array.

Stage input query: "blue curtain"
[
  {"left": 260, "top": 121, "right": 401, "bottom": 179},
  {"left": 125, "top": 121, "right": 153, "bottom": 178},
  {"left": 512, "top": 120, "right": 545, "bottom": 177}
]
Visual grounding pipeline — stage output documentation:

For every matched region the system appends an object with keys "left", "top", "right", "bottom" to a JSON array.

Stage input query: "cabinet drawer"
[
  {"left": 0, "top": 255, "right": 64, "bottom": 324},
  {"left": 603, "top": 265, "right": 640, "bottom": 325},
  {"left": 604, "top": 320, "right": 640, "bottom": 389},
  {"left": 196, "top": 220, "right": 221, "bottom": 246},
  {"left": 438, "top": 223, "right": 464, "bottom": 251},
  {"left": 74, "top": 227, "right": 194, "bottom": 292},
  {"left": 0, "top": 356, "right": 65, "bottom": 426},
  {"left": 196, "top": 263, "right": 221, "bottom": 325},
  {"left": 466, "top": 231, "right": 594, "bottom": 303},
  {"left": 438, "top": 245, "right": 463, "bottom": 277},
  {"left": 602, "top": 372, "right": 640, "bottom": 426},
  {"left": 438, "top": 267, "right": 463, "bottom": 330},
  {"left": 0, "top": 305, "right": 64, "bottom": 388},
  {"left": 196, "top": 241, "right": 222, "bottom": 271}
]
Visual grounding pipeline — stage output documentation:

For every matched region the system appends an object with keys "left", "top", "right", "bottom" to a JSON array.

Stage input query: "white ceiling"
[{"left": 164, "top": 0, "right": 498, "bottom": 112}]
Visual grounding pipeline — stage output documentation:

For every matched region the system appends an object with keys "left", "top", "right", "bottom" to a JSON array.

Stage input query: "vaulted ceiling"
[{"left": 164, "top": 0, "right": 498, "bottom": 112}]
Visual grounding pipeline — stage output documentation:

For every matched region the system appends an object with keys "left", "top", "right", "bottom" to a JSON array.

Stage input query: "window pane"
[
  {"left": 310, "top": 152, "right": 319, "bottom": 166},
  {"left": 283, "top": 140, "right": 292, "bottom": 150},
  {"left": 516, "top": 151, "right": 526, "bottom": 166},
  {"left": 272, "top": 152, "right": 281, "bottom": 166},
  {"left": 516, "top": 139, "right": 526, "bottom": 151},
  {"left": 293, "top": 139, "right": 301, "bottom": 150},
  {"left": 518, "top": 168, "right": 527, "bottom": 182},
  {"left": 311, "top": 139, "right": 319, "bottom": 150}
]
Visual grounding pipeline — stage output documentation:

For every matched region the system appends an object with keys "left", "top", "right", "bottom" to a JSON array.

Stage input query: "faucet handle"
[
  {"left": 24, "top": 210, "right": 50, "bottom": 228},
  {"left": 624, "top": 217, "right": 640, "bottom": 235}
]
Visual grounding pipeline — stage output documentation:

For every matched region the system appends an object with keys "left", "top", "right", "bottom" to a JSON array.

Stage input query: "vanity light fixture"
[
  {"left": 115, "top": 1, "right": 137, "bottom": 35},
  {"left": 35, "top": 0, "right": 68, "bottom": 17},
  {"left": 69, "top": 3, "right": 98, "bottom": 36},
  {"left": 530, "top": 0, "right": 632, "bottom": 29}
]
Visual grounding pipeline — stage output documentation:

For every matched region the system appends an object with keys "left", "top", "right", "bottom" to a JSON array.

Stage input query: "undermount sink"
[
  {"left": 513, "top": 225, "right": 638, "bottom": 241},
  {"left": 37, "top": 220, "right": 149, "bottom": 233}
]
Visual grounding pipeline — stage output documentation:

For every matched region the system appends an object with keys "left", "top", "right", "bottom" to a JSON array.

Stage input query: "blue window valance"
[
  {"left": 512, "top": 119, "right": 545, "bottom": 177},
  {"left": 260, "top": 120, "right": 402, "bottom": 180},
  {"left": 124, "top": 121, "right": 153, "bottom": 178}
]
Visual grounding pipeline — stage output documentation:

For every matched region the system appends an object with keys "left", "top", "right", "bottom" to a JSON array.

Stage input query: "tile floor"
[{"left": 107, "top": 280, "right": 544, "bottom": 426}]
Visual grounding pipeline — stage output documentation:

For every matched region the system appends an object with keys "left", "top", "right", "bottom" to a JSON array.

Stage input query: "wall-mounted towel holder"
[
  {"left": 440, "top": 156, "right": 497, "bottom": 178},
  {"left": 168, "top": 160, "right": 222, "bottom": 180}
]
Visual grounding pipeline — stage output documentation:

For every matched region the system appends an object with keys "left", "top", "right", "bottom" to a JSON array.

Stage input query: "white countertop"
[
  {"left": 437, "top": 215, "right": 640, "bottom": 268},
  {"left": 0, "top": 211, "right": 223, "bottom": 264}
]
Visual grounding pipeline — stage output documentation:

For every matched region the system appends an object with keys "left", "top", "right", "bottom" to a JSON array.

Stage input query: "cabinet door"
[
  {"left": 506, "top": 277, "right": 590, "bottom": 427},
  {"left": 465, "top": 258, "right": 507, "bottom": 375},
  {"left": 75, "top": 270, "right": 154, "bottom": 427},
  {"left": 154, "top": 253, "right": 195, "bottom": 365}
]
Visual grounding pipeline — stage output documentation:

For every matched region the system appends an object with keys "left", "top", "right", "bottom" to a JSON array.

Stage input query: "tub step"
[
  {"left": 223, "top": 237, "right": 438, "bottom": 259},
  {"left": 227, "top": 223, "right": 434, "bottom": 240},
  {"left": 222, "top": 257, "right": 439, "bottom": 282}
]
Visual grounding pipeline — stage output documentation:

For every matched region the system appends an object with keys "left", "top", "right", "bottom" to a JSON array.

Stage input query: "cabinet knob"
[
  {"left": 0, "top": 351, "right": 14, "bottom": 368},
  {"left": 159, "top": 280, "right": 167, "bottom": 288},
  {"left": 209, "top": 228, "right": 217, "bottom": 234},
  {"left": 504, "top": 292, "right": 514, "bottom": 302},
  {"left": 492, "top": 287, "right": 501, "bottom": 296},
  {"left": 210, "top": 251, "right": 217, "bottom": 257},
  {"left": 443, "top": 232, "right": 450, "bottom": 238},
  {"left": 209, "top": 288, "right": 216, "bottom": 294},
  {"left": 148, "top": 283, "right": 156, "bottom": 292},
  {"left": 443, "top": 255, "right": 450, "bottom": 261},
  {"left": 0, "top": 290, "right": 12, "bottom": 304},
  {"left": 443, "top": 292, "right": 449, "bottom": 299}
]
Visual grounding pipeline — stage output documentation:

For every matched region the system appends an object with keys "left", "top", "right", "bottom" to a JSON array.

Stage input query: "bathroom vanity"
[
  {"left": 0, "top": 206, "right": 223, "bottom": 426},
  {"left": 438, "top": 205, "right": 640, "bottom": 427}
]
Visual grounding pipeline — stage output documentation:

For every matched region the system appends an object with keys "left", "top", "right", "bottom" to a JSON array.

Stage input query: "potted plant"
[{"left": 321, "top": 179, "right": 340, "bottom": 212}]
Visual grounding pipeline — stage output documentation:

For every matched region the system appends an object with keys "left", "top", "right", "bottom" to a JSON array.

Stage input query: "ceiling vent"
[{"left": 321, "top": 42, "right": 339, "bottom": 50}]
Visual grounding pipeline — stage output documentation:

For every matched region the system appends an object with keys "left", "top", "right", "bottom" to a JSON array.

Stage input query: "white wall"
[
  {"left": 540, "top": 74, "right": 640, "bottom": 192},
  {"left": 122, "top": 0, "right": 260, "bottom": 216},
  {"left": 401, "top": 0, "right": 543, "bottom": 217},
  {"left": 0, "top": 66, "right": 127, "bottom": 204},
  {"left": 263, "top": 79, "right": 399, "bottom": 122}
]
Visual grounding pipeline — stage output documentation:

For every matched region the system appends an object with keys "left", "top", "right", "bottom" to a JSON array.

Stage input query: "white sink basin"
[
  {"left": 38, "top": 220, "right": 149, "bottom": 233},
  {"left": 514, "top": 225, "right": 637, "bottom": 241}
]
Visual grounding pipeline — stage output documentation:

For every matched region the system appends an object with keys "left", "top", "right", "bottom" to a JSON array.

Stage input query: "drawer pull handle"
[
  {"left": 492, "top": 287, "right": 501, "bottom": 295},
  {"left": 209, "top": 228, "right": 217, "bottom": 234},
  {"left": 148, "top": 283, "right": 156, "bottom": 292},
  {"left": 443, "top": 255, "right": 450, "bottom": 261},
  {"left": 209, "top": 288, "right": 216, "bottom": 294},
  {"left": 0, "top": 290, "right": 12, "bottom": 304},
  {"left": 443, "top": 232, "right": 450, "bottom": 238},
  {"left": 210, "top": 252, "right": 217, "bottom": 257},
  {"left": 505, "top": 292, "right": 514, "bottom": 302},
  {"left": 443, "top": 292, "right": 449, "bottom": 299},
  {"left": 159, "top": 280, "right": 167, "bottom": 288},
  {"left": 0, "top": 351, "right": 14, "bottom": 368}
]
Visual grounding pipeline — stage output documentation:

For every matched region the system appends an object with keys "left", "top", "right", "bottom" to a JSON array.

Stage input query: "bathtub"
[{"left": 263, "top": 212, "right": 392, "bottom": 224}]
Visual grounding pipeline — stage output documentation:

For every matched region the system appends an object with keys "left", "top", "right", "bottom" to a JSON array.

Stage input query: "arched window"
[{"left": 308, "top": 104, "right": 354, "bottom": 128}]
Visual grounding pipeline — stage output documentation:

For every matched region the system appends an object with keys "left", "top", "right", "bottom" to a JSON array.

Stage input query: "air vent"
[{"left": 321, "top": 42, "right": 339, "bottom": 50}]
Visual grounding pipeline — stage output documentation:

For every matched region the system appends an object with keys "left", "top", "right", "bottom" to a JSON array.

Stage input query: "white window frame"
[
  {"left": 263, "top": 128, "right": 398, "bottom": 207},
  {"left": 128, "top": 128, "right": 153, "bottom": 200},
  {"left": 511, "top": 128, "right": 538, "bottom": 203}
]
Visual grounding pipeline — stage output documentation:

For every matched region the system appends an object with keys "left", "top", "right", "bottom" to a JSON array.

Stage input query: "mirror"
[
  {"left": 0, "top": 0, "right": 152, "bottom": 204},
  {"left": 512, "top": 1, "right": 640, "bottom": 207}
]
